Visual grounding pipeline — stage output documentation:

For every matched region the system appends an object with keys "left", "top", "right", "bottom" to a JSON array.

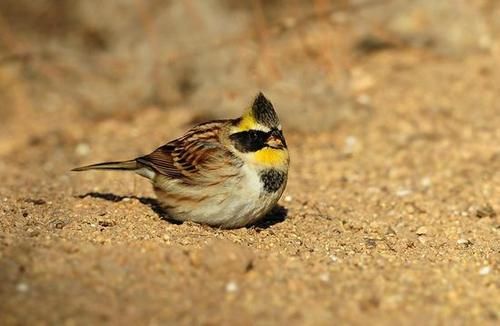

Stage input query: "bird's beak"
[{"left": 266, "top": 129, "right": 286, "bottom": 149}]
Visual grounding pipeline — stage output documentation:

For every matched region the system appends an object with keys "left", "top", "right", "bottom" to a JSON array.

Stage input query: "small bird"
[{"left": 72, "top": 93, "right": 289, "bottom": 228}]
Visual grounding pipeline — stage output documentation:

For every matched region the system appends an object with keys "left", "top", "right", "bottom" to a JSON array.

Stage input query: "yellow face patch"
[
  {"left": 251, "top": 148, "right": 288, "bottom": 166},
  {"left": 237, "top": 109, "right": 257, "bottom": 131}
]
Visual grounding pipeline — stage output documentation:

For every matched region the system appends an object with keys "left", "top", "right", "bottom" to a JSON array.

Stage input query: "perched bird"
[{"left": 72, "top": 93, "right": 289, "bottom": 228}]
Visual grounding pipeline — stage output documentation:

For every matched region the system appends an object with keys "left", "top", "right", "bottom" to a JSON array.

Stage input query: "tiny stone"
[
  {"left": 479, "top": 266, "right": 491, "bottom": 276},
  {"left": 415, "top": 226, "right": 428, "bottom": 235},
  {"left": 350, "top": 68, "right": 375, "bottom": 92},
  {"left": 98, "top": 220, "right": 115, "bottom": 228},
  {"left": 356, "top": 94, "right": 371, "bottom": 105},
  {"left": 420, "top": 177, "right": 432, "bottom": 188},
  {"left": 456, "top": 238, "right": 472, "bottom": 246},
  {"left": 329, "top": 254, "right": 339, "bottom": 263},
  {"left": 225, "top": 281, "right": 238, "bottom": 293},
  {"left": 396, "top": 189, "right": 412, "bottom": 197},
  {"left": 16, "top": 282, "right": 29, "bottom": 293},
  {"left": 27, "top": 228, "right": 40, "bottom": 237},
  {"left": 284, "top": 195, "right": 292, "bottom": 202},
  {"left": 365, "top": 238, "right": 377, "bottom": 249},
  {"left": 319, "top": 273, "right": 330, "bottom": 282},
  {"left": 54, "top": 221, "right": 65, "bottom": 229},
  {"left": 343, "top": 136, "right": 359, "bottom": 155},
  {"left": 75, "top": 143, "right": 90, "bottom": 156}
]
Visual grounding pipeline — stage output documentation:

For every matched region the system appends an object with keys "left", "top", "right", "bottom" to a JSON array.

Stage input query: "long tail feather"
[{"left": 72, "top": 160, "right": 138, "bottom": 172}]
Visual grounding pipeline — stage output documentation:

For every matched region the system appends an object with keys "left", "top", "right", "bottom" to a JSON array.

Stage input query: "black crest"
[{"left": 252, "top": 92, "right": 280, "bottom": 128}]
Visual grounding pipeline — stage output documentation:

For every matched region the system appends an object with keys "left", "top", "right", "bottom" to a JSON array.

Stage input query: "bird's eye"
[{"left": 248, "top": 130, "right": 259, "bottom": 140}]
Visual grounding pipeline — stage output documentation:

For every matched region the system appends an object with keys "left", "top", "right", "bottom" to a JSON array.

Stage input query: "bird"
[{"left": 72, "top": 93, "right": 289, "bottom": 228}]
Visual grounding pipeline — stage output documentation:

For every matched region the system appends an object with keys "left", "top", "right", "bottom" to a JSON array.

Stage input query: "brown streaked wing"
[
  {"left": 136, "top": 125, "right": 239, "bottom": 183},
  {"left": 137, "top": 143, "right": 184, "bottom": 179}
]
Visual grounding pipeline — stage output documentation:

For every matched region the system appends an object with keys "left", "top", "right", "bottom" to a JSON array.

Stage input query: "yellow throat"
[{"left": 252, "top": 147, "right": 288, "bottom": 166}]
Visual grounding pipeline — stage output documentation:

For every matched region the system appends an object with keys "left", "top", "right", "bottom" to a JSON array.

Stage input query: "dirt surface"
[{"left": 1, "top": 1, "right": 499, "bottom": 325}]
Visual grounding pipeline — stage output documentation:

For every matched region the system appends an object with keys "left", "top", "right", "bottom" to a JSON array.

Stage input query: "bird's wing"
[{"left": 136, "top": 125, "right": 241, "bottom": 184}]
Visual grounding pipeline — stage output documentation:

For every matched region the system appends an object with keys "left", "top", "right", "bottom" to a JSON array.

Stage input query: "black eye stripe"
[
  {"left": 230, "top": 130, "right": 269, "bottom": 152},
  {"left": 230, "top": 129, "right": 287, "bottom": 152}
]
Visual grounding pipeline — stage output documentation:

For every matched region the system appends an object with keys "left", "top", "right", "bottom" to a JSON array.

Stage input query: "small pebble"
[
  {"left": 356, "top": 94, "right": 371, "bottom": 106},
  {"left": 75, "top": 143, "right": 90, "bottom": 156},
  {"left": 415, "top": 226, "right": 428, "bottom": 235},
  {"left": 329, "top": 254, "right": 339, "bottom": 263},
  {"left": 225, "top": 281, "right": 238, "bottom": 293},
  {"left": 420, "top": 177, "right": 432, "bottom": 188},
  {"left": 16, "top": 282, "right": 29, "bottom": 293},
  {"left": 365, "top": 238, "right": 377, "bottom": 249},
  {"left": 350, "top": 68, "right": 375, "bottom": 92},
  {"left": 343, "top": 136, "right": 359, "bottom": 155},
  {"left": 98, "top": 220, "right": 115, "bottom": 228},
  {"left": 396, "top": 188, "right": 412, "bottom": 197},
  {"left": 319, "top": 273, "right": 330, "bottom": 282},
  {"left": 284, "top": 195, "right": 292, "bottom": 202},
  {"left": 479, "top": 266, "right": 491, "bottom": 276},
  {"left": 27, "top": 228, "right": 40, "bottom": 237},
  {"left": 53, "top": 220, "right": 66, "bottom": 229},
  {"left": 456, "top": 238, "right": 472, "bottom": 246}
]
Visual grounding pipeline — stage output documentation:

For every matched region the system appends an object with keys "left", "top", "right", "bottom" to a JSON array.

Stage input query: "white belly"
[{"left": 153, "top": 165, "right": 286, "bottom": 228}]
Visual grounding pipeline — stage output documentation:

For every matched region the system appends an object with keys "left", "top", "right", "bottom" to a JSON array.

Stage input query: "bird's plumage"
[{"left": 72, "top": 92, "right": 289, "bottom": 228}]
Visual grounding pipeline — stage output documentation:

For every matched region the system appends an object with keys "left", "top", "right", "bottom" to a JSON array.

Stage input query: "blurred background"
[{"left": 2, "top": 0, "right": 499, "bottom": 132}]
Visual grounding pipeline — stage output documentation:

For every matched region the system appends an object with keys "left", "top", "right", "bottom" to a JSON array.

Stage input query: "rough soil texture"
[{"left": 1, "top": 1, "right": 499, "bottom": 325}]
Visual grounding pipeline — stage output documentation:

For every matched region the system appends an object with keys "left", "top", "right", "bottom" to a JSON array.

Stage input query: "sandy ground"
[
  {"left": 1, "top": 50, "right": 499, "bottom": 325},
  {"left": 1, "top": 2, "right": 500, "bottom": 325}
]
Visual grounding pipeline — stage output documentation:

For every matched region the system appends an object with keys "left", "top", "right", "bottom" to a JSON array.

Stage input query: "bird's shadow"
[
  {"left": 76, "top": 192, "right": 287, "bottom": 229},
  {"left": 250, "top": 205, "right": 288, "bottom": 229},
  {"left": 76, "top": 192, "right": 182, "bottom": 225}
]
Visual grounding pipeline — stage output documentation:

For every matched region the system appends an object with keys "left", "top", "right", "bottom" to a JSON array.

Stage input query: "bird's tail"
[{"left": 72, "top": 160, "right": 139, "bottom": 172}]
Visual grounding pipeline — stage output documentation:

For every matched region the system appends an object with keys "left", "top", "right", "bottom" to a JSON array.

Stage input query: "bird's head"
[{"left": 229, "top": 93, "right": 289, "bottom": 168}]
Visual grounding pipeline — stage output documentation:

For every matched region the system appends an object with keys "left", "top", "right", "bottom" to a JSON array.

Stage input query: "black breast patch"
[{"left": 260, "top": 169, "right": 286, "bottom": 193}]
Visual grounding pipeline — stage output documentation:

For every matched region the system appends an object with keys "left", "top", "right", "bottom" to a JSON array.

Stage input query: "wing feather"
[{"left": 136, "top": 123, "right": 241, "bottom": 183}]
